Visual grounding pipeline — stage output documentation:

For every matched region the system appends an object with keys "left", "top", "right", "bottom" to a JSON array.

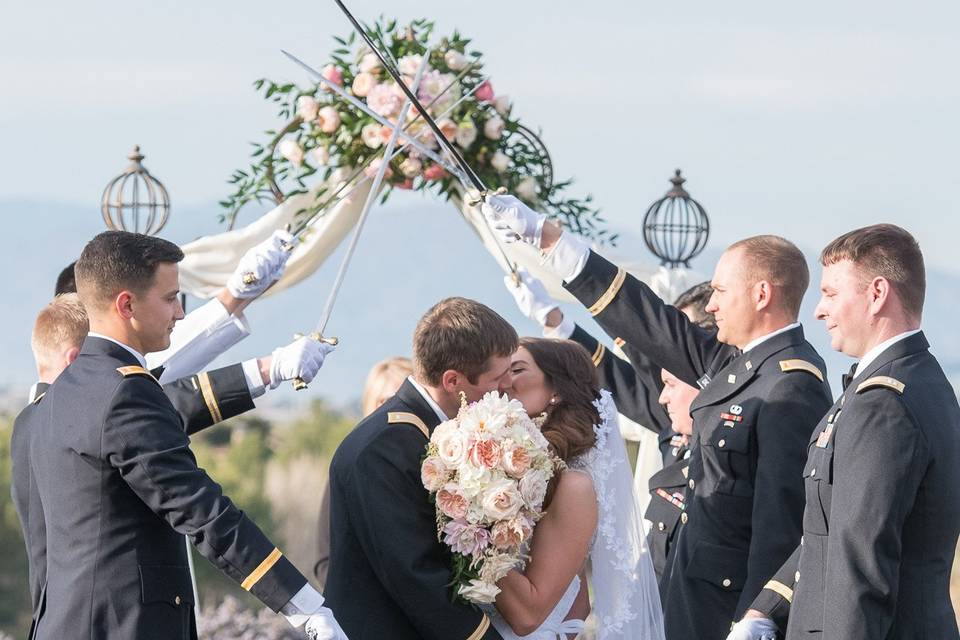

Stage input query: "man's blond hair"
[{"left": 31, "top": 294, "right": 89, "bottom": 371}]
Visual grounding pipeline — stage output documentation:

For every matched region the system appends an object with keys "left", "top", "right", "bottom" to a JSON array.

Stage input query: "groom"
[{"left": 324, "top": 297, "right": 517, "bottom": 639}]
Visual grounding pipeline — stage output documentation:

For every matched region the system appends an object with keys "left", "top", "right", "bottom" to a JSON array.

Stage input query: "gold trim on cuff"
[
  {"left": 388, "top": 412, "right": 430, "bottom": 439},
  {"left": 197, "top": 372, "right": 223, "bottom": 424},
  {"left": 764, "top": 579, "right": 794, "bottom": 603},
  {"left": 242, "top": 547, "right": 282, "bottom": 591},
  {"left": 587, "top": 267, "right": 626, "bottom": 316},
  {"left": 466, "top": 614, "right": 491, "bottom": 640},
  {"left": 591, "top": 343, "right": 606, "bottom": 367}
]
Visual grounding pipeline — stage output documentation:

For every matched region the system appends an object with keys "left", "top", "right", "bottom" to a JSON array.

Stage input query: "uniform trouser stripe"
[
  {"left": 242, "top": 547, "right": 283, "bottom": 591},
  {"left": 466, "top": 615, "right": 490, "bottom": 640}
]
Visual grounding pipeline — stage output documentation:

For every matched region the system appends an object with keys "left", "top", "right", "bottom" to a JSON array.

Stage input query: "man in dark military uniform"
[
  {"left": 325, "top": 297, "right": 517, "bottom": 639},
  {"left": 29, "top": 231, "right": 344, "bottom": 640},
  {"left": 11, "top": 293, "right": 326, "bottom": 630},
  {"left": 730, "top": 225, "right": 960, "bottom": 640},
  {"left": 482, "top": 195, "right": 833, "bottom": 640}
]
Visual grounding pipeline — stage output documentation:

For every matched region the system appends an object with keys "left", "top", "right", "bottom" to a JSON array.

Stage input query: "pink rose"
[
  {"left": 421, "top": 456, "right": 447, "bottom": 492},
  {"left": 442, "top": 520, "right": 490, "bottom": 558},
  {"left": 367, "top": 83, "right": 404, "bottom": 118},
  {"left": 422, "top": 164, "right": 447, "bottom": 181},
  {"left": 437, "top": 484, "right": 469, "bottom": 519},
  {"left": 321, "top": 64, "right": 343, "bottom": 87},
  {"left": 475, "top": 80, "right": 495, "bottom": 102},
  {"left": 501, "top": 443, "right": 530, "bottom": 478},
  {"left": 317, "top": 106, "right": 341, "bottom": 134},
  {"left": 483, "top": 116, "right": 505, "bottom": 141},
  {"left": 396, "top": 178, "right": 414, "bottom": 190},
  {"left": 469, "top": 439, "right": 502, "bottom": 469},
  {"left": 363, "top": 158, "right": 393, "bottom": 180},
  {"left": 296, "top": 96, "right": 319, "bottom": 122}
]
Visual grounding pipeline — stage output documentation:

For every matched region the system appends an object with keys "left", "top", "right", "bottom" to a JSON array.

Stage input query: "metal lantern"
[
  {"left": 642, "top": 169, "right": 710, "bottom": 267},
  {"left": 101, "top": 145, "right": 170, "bottom": 236}
]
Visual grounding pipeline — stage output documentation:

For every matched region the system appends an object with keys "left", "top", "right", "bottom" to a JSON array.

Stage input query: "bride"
[{"left": 486, "top": 338, "right": 665, "bottom": 639}]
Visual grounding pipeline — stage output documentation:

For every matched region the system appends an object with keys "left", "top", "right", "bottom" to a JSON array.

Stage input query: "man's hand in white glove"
[
  {"left": 481, "top": 194, "right": 546, "bottom": 246},
  {"left": 504, "top": 267, "right": 558, "bottom": 326},
  {"left": 227, "top": 229, "right": 297, "bottom": 299},
  {"left": 304, "top": 609, "right": 348, "bottom": 640},
  {"left": 265, "top": 336, "right": 335, "bottom": 389},
  {"left": 726, "top": 616, "right": 778, "bottom": 640}
]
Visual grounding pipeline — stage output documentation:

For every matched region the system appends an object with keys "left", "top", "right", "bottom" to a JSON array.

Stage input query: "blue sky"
[{"left": 1, "top": 0, "right": 959, "bottom": 404}]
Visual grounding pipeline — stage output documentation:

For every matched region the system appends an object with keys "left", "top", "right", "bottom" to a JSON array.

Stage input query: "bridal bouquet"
[{"left": 421, "top": 391, "right": 561, "bottom": 605}]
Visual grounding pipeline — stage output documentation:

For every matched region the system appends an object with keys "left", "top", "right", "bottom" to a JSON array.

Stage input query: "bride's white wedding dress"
[{"left": 484, "top": 390, "right": 666, "bottom": 640}]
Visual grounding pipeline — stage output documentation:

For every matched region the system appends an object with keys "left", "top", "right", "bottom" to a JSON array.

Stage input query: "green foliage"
[{"left": 0, "top": 413, "right": 33, "bottom": 637}]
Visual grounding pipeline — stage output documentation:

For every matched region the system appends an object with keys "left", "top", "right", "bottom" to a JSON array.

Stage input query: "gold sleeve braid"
[{"left": 587, "top": 267, "right": 627, "bottom": 316}]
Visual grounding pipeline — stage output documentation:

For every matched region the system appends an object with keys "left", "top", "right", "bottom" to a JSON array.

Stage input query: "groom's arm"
[{"left": 346, "top": 428, "right": 501, "bottom": 640}]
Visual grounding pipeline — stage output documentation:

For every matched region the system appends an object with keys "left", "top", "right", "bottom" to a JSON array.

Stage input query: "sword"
[
  {"left": 329, "top": 0, "right": 520, "bottom": 282},
  {"left": 291, "top": 51, "right": 433, "bottom": 389}
]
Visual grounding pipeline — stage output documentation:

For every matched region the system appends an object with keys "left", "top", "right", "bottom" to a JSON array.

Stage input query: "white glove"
[
  {"left": 304, "top": 609, "right": 348, "bottom": 640},
  {"left": 481, "top": 194, "right": 546, "bottom": 246},
  {"left": 227, "top": 229, "right": 296, "bottom": 298},
  {"left": 269, "top": 336, "right": 335, "bottom": 389},
  {"left": 726, "top": 617, "right": 779, "bottom": 640},
  {"left": 504, "top": 267, "right": 558, "bottom": 326}
]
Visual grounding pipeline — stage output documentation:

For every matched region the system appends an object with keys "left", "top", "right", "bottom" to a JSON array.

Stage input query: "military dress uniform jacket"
[
  {"left": 563, "top": 250, "right": 832, "bottom": 640},
  {"left": 751, "top": 331, "right": 960, "bottom": 640},
  {"left": 568, "top": 324, "right": 677, "bottom": 461},
  {"left": 11, "top": 365, "right": 256, "bottom": 635},
  {"left": 325, "top": 379, "right": 501, "bottom": 640},
  {"left": 29, "top": 337, "right": 305, "bottom": 640},
  {"left": 645, "top": 442, "right": 690, "bottom": 592}
]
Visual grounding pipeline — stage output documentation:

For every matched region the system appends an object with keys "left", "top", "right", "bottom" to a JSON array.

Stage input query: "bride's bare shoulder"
[{"left": 552, "top": 468, "right": 597, "bottom": 510}]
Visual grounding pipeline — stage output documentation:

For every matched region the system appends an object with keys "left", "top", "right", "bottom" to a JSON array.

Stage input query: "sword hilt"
[
  {"left": 465, "top": 186, "right": 507, "bottom": 208},
  {"left": 240, "top": 233, "right": 297, "bottom": 285},
  {"left": 291, "top": 332, "right": 339, "bottom": 391}
]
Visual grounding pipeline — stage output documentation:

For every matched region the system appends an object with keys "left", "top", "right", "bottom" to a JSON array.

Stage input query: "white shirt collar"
[
  {"left": 87, "top": 332, "right": 148, "bottom": 369},
  {"left": 741, "top": 322, "right": 801, "bottom": 354},
  {"left": 405, "top": 375, "right": 449, "bottom": 423},
  {"left": 853, "top": 329, "right": 921, "bottom": 378}
]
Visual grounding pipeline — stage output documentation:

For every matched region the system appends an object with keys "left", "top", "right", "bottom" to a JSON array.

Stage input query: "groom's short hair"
[{"left": 413, "top": 297, "right": 518, "bottom": 386}]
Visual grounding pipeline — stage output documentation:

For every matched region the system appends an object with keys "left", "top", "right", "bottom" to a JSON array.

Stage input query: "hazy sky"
[{"left": 1, "top": 0, "right": 959, "bottom": 276}]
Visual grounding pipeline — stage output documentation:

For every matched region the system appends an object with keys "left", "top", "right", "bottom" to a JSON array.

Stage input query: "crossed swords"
[{"left": 243, "top": 0, "right": 521, "bottom": 389}]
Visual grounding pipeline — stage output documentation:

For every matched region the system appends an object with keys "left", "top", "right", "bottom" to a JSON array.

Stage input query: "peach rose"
[
  {"left": 399, "top": 156, "right": 422, "bottom": 178},
  {"left": 481, "top": 479, "right": 523, "bottom": 520},
  {"left": 436, "top": 484, "right": 469, "bottom": 519},
  {"left": 362, "top": 158, "right": 393, "bottom": 180},
  {"left": 433, "top": 421, "right": 467, "bottom": 467},
  {"left": 317, "top": 106, "right": 341, "bottom": 134},
  {"left": 483, "top": 115, "right": 505, "bottom": 140},
  {"left": 519, "top": 469, "right": 548, "bottom": 508},
  {"left": 321, "top": 64, "right": 343, "bottom": 87},
  {"left": 490, "top": 151, "right": 510, "bottom": 173},
  {"left": 436, "top": 118, "right": 458, "bottom": 142},
  {"left": 310, "top": 146, "right": 330, "bottom": 166},
  {"left": 351, "top": 72, "right": 377, "bottom": 98},
  {"left": 422, "top": 164, "right": 447, "bottom": 181},
  {"left": 278, "top": 139, "right": 304, "bottom": 167},
  {"left": 420, "top": 456, "right": 447, "bottom": 492},
  {"left": 469, "top": 438, "right": 502, "bottom": 469},
  {"left": 359, "top": 52, "right": 381, "bottom": 74},
  {"left": 296, "top": 95, "right": 319, "bottom": 122},
  {"left": 501, "top": 443, "right": 530, "bottom": 478},
  {"left": 361, "top": 123, "right": 384, "bottom": 149},
  {"left": 444, "top": 50, "right": 467, "bottom": 71}
]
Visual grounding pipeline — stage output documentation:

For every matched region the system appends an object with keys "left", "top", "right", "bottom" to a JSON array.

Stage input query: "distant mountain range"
[{"left": 1, "top": 198, "right": 957, "bottom": 415}]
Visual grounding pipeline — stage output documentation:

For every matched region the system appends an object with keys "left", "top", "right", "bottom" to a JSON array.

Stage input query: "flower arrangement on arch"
[
  {"left": 420, "top": 391, "right": 562, "bottom": 605},
  {"left": 221, "top": 17, "right": 613, "bottom": 243}
]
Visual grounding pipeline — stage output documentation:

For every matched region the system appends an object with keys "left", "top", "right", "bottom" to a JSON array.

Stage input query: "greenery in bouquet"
[{"left": 221, "top": 17, "right": 613, "bottom": 243}]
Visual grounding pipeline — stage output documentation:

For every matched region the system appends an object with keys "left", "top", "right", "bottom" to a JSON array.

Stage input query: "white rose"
[
  {"left": 359, "top": 52, "right": 381, "bottom": 74},
  {"left": 493, "top": 95, "right": 512, "bottom": 116},
  {"left": 455, "top": 122, "right": 477, "bottom": 148},
  {"left": 278, "top": 139, "right": 304, "bottom": 167},
  {"left": 397, "top": 54, "right": 425, "bottom": 76},
  {"left": 434, "top": 424, "right": 468, "bottom": 468},
  {"left": 481, "top": 478, "right": 523, "bottom": 520},
  {"left": 480, "top": 552, "right": 519, "bottom": 583},
  {"left": 296, "top": 95, "right": 319, "bottom": 122},
  {"left": 444, "top": 50, "right": 468, "bottom": 71},
  {"left": 361, "top": 123, "right": 384, "bottom": 149},
  {"left": 490, "top": 151, "right": 510, "bottom": 173},
  {"left": 352, "top": 72, "right": 377, "bottom": 98},
  {"left": 458, "top": 579, "right": 500, "bottom": 605},
  {"left": 519, "top": 469, "right": 548, "bottom": 508},
  {"left": 317, "top": 106, "right": 341, "bottom": 134},
  {"left": 516, "top": 176, "right": 538, "bottom": 201},
  {"left": 483, "top": 115, "right": 505, "bottom": 140},
  {"left": 310, "top": 146, "right": 330, "bottom": 166},
  {"left": 399, "top": 156, "right": 422, "bottom": 178}
]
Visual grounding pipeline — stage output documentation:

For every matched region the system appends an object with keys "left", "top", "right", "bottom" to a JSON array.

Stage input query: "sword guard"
[
  {"left": 241, "top": 272, "right": 258, "bottom": 285},
  {"left": 466, "top": 186, "right": 507, "bottom": 208},
  {"left": 291, "top": 332, "right": 340, "bottom": 390}
]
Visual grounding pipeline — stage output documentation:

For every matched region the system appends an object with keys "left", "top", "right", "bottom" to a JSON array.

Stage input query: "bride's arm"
[{"left": 494, "top": 470, "right": 598, "bottom": 635}]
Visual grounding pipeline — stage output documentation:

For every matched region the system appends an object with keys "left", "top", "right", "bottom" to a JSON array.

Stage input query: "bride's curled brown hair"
[{"left": 520, "top": 337, "right": 600, "bottom": 462}]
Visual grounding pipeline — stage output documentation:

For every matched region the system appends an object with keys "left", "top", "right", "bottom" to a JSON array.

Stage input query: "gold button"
[
  {"left": 657, "top": 522, "right": 666, "bottom": 531},
  {"left": 718, "top": 439, "right": 726, "bottom": 448},
  {"left": 722, "top": 578, "right": 732, "bottom": 588},
  {"left": 681, "top": 513, "right": 688, "bottom": 524},
  {"left": 688, "top": 479, "right": 696, "bottom": 490},
  {"left": 174, "top": 596, "right": 181, "bottom": 606}
]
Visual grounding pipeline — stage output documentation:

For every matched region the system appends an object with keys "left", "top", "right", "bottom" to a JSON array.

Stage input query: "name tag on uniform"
[{"left": 815, "top": 411, "right": 840, "bottom": 448}]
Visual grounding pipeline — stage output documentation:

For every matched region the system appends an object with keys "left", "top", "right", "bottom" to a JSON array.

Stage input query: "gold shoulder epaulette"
[
  {"left": 779, "top": 359, "right": 824, "bottom": 382},
  {"left": 388, "top": 412, "right": 429, "bottom": 439},
  {"left": 856, "top": 376, "right": 905, "bottom": 395},
  {"left": 116, "top": 366, "right": 160, "bottom": 385}
]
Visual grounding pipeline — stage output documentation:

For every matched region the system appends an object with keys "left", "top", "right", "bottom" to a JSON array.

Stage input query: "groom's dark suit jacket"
[{"left": 325, "top": 379, "right": 501, "bottom": 640}]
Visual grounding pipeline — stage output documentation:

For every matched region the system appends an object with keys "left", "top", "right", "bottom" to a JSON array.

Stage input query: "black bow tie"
[{"left": 841, "top": 363, "right": 859, "bottom": 390}]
